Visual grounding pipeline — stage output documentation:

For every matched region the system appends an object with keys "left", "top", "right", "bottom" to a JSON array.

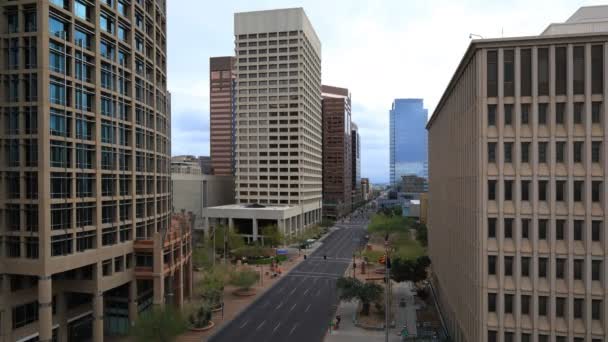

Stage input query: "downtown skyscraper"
[
  {"left": 0, "top": 1, "right": 192, "bottom": 341},
  {"left": 389, "top": 98, "right": 428, "bottom": 185}
]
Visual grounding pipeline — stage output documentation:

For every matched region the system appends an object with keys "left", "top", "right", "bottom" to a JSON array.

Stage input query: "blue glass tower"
[{"left": 389, "top": 99, "right": 428, "bottom": 185}]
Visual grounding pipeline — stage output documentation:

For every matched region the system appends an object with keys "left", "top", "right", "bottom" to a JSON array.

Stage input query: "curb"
[{"left": 206, "top": 227, "right": 338, "bottom": 341}]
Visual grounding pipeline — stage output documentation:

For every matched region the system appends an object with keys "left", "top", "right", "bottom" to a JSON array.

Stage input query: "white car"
[{"left": 306, "top": 238, "right": 316, "bottom": 244}]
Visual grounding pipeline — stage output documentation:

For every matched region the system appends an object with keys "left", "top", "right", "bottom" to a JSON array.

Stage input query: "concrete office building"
[
  {"left": 351, "top": 123, "right": 363, "bottom": 208},
  {"left": 321, "top": 85, "right": 352, "bottom": 219},
  {"left": 0, "top": 1, "right": 193, "bottom": 341},
  {"left": 197, "top": 155, "right": 211, "bottom": 175},
  {"left": 171, "top": 157, "right": 234, "bottom": 234},
  {"left": 210, "top": 56, "right": 236, "bottom": 176},
  {"left": 171, "top": 155, "right": 202, "bottom": 175},
  {"left": 204, "top": 8, "right": 323, "bottom": 241},
  {"left": 401, "top": 174, "right": 427, "bottom": 193},
  {"left": 361, "top": 178, "right": 371, "bottom": 201},
  {"left": 428, "top": 6, "right": 608, "bottom": 342},
  {"left": 390, "top": 98, "right": 428, "bottom": 185}
]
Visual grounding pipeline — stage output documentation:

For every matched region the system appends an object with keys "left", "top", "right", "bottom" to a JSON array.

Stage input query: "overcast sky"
[{"left": 167, "top": 0, "right": 602, "bottom": 184}]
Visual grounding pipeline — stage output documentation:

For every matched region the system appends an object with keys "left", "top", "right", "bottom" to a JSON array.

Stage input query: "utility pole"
[{"left": 385, "top": 238, "right": 391, "bottom": 342}]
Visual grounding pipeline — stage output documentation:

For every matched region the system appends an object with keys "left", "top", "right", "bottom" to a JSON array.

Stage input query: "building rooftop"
[{"left": 542, "top": 5, "right": 608, "bottom": 36}]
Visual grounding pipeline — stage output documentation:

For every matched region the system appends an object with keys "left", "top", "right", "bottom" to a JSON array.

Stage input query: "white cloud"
[{"left": 168, "top": 0, "right": 603, "bottom": 182}]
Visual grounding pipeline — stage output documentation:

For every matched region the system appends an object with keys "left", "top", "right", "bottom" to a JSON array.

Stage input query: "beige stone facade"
[
  {"left": 0, "top": 1, "right": 190, "bottom": 341},
  {"left": 428, "top": 7, "right": 608, "bottom": 342}
]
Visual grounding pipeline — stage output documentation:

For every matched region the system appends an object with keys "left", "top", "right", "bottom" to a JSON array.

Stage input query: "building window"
[
  {"left": 538, "top": 103, "right": 548, "bottom": 125},
  {"left": 574, "top": 220, "right": 583, "bottom": 241},
  {"left": 556, "top": 297, "right": 566, "bottom": 318},
  {"left": 102, "top": 227, "right": 117, "bottom": 246},
  {"left": 76, "top": 230, "right": 95, "bottom": 252},
  {"left": 74, "top": 1, "right": 91, "bottom": 21},
  {"left": 521, "top": 295, "right": 530, "bottom": 315},
  {"left": 538, "top": 296, "right": 548, "bottom": 316},
  {"left": 521, "top": 257, "right": 530, "bottom": 277},
  {"left": 592, "top": 300, "right": 602, "bottom": 320},
  {"left": 556, "top": 142, "right": 565, "bottom": 163},
  {"left": 556, "top": 258, "right": 565, "bottom": 279},
  {"left": 592, "top": 141, "right": 601, "bottom": 163},
  {"left": 488, "top": 180, "right": 497, "bottom": 200},
  {"left": 538, "top": 180, "right": 547, "bottom": 201},
  {"left": 504, "top": 105, "right": 513, "bottom": 126},
  {"left": 488, "top": 293, "right": 497, "bottom": 312},
  {"left": 488, "top": 255, "right": 497, "bottom": 275},
  {"left": 504, "top": 143, "right": 513, "bottom": 163},
  {"left": 592, "top": 260, "right": 602, "bottom": 281},
  {"left": 504, "top": 256, "right": 513, "bottom": 276},
  {"left": 521, "top": 180, "right": 530, "bottom": 201},
  {"left": 538, "top": 48, "right": 549, "bottom": 95},
  {"left": 504, "top": 294, "right": 513, "bottom": 314},
  {"left": 521, "top": 104, "right": 530, "bottom": 125},
  {"left": 488, "top": 331, "right": 497, "bottom": 342},
  {"left": 592, "top": 181, "right": 602, "bottom": 202},
  {"left": 574, "top": 298, "right": 584, "bottom": 319},
  {"left": 556, "top": 220, "right": 565, "bottom": 240},
  {"left": 12, "top": 301, "right": 38, "bottom": 329},
  {"left": 539, "top": 219, "right": 548, "bottom": 240},
  {"left": 574, "top": 181, "right": 583, "bottom": 202},
  {"left": 49, "top": 16, "right": 69, "bottom": 39},
  {"left": 538, "top": 142, "right": 547, "bottom": 163},
  {"left": 556, "top": 102, "right": 565, "bottom": 124},
  {"left": 573, "top": 102, "right": 584, "bottom": 125},
  {"left": 573, "top": 46, "right": 585, "bottom": 94},
  {"left": 521, "top": 142, "right": 530, "bottom": 163},
  {"left": 521, "top": 219, "right": 530, "bottom": 238},
  {"left": 504, "top": 218, "right": 513, "bottom": 238},
  {"left": 488, "top": 105, "right": 496, "bottom": 126},
  {"left": 592, "top": 45, "right": 604, "bottom": 94},
  {"left": 539, "top": 257, "right": 548, "bottom": 278},
  {"left": 488, "top": 218, "right": 497, "bottom": 238},
  {"left": 51, "top": 203, "right": 72, "bottom": 230},
  {"left": 574, "top": 259, "right": 584, "bottom": 280},
  {"left": 556, "top": 46, "right": 567, "bottom": 95},
  {"left": 488, "top": 143, "right": 496, "bottom": 163},
  {"left": 556, "top": 180, "right": 566, "bottom": 201},
  {"left": 25, "top": 237, "right": 38, "bottom": 259},
  {"left": 592, "top": 221, "right": 602, "bottom": 242},
  {"left": 51, "top": 234, "right": 73, "bottom": 256},
  {"left": 504, "top": 50, "right": 514, "bottom": 96},
  {"left": 504, "top": 180, "right": 513, "bottom": 201},
  {"left": 487, "top": 51, "right": 498, "bottom": 97}
]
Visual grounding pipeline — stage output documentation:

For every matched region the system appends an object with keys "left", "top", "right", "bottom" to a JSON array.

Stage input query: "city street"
[{"left": 209, "top": 210, "right": 371, "bottom": 342}]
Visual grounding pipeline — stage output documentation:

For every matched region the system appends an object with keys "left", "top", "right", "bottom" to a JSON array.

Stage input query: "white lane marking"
[
  {"left": 289, "top": 287, "right": 297, "bottom": 296},
  {"left": 289, "top": 303, "right": 297, "bottom": 312},
  {"left": 303, "top": 288, "right": 310, "bottom": 296},
  {"left": 239, "top": 320, "right": 249, "bottom": 329},
  {"left": 275, "top": 301, "right": 284, "bottom": 310},
  {"left": 289, "top": 323, "right": 299, "bottom": 336},
  {"left": 256, "top": 320, "right": 266, "bottom": 331},
  {"left": 272, "top": 322, "right": 282, "bottom": 333},
  {"left": 305, "top": 304, "right": 311, "bottom": 312}
]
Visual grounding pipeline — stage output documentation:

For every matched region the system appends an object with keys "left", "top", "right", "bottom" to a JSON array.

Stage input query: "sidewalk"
[{"left": 325, "top": 281, "right": 418, "bottom": 342}]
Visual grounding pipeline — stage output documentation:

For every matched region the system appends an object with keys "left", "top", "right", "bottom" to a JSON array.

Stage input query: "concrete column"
[
  {"left": 38, "top": 276, "right": 53, "bottom": 342},
  {"left": 228, "top": 217, "right": 234, "bottom": 230},
  {"left": 129, "top": 280, "right": 138, "bottom": 327},
  {"left": 153, "top": 233, "right": 165, "bottom": 306},
  {"left": 252, "top": 218, "right": 258, "bottom": 242},
  {"left": 176, "top": 264, "right": 184, "bottom": 308},
  {"left": 93, "top": 293, "right": 104, "bottom": 342},
  {"left": 204, "top": 216, "right": 210, "bottom": 237},
  {"left": 186, "top": 260, "right": 193, "bottom": 300}
]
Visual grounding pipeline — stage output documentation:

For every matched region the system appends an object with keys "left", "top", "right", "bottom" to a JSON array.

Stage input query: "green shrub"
[
  {"left": 131, "top": 306, "right": 187, "bottom": 342},
  {"left": 229, "top": 269, "right": 260, "bottom": 290},
  {"left": 188, "top": 305, "right": 212, "bottom": 328}
]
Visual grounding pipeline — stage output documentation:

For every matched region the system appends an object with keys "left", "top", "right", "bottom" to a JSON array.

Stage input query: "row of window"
[
  {"left": 488, "top": 218, "right": 603, "bottom": 242},
  {"left": 487, "top": 45, "right": 604, "bottom": 97},
  {"left": 488, "top": 294, "right": 603, "bottom": 321},
  {"left": 488, "top": 179, "right": 603, "bottom": 202},
  {"left": 488, "top": 255, "right": 603, "bottom": 281},
  {"left": 488, "top": 102, "right": 603, "bottom": 127},
  {"left": 488, "top": 141, "right": 602, "bottom": 165},
  {"left": 488, "top": 330, "right": 603, "bottom": 342}
]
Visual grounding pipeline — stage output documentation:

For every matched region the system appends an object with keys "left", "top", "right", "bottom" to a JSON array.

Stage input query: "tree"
[
  {"left": 415, "top": 223, "right": 428, "bottom": 247},
  {"left": 188, "top": 304, "right": 213, "bottom": 328},
  {"left": 336, "top": 277, "right": 383, "bottom": 316},
  {"left": 131, "top": 306, "right": 187, "bottom": 342},
  {"left": 192, "top": 245, "right": 212, "bottom": 270},
  {"left": 229, "top": 268, "right": 259, "bottom": 291},
  {"left": 261, "top": 224, "right": 284, "bottom": 247},
  {"left": 392, "top": 206, "right": 403, "bottom": 217},
  {"left": 211, "top": 225, "right": 245, "bottom": 254},
  {"left": 390, "top": 256, "right": 431, "bottom": 284}
]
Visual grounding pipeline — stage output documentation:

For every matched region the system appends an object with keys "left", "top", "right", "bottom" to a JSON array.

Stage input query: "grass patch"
[
  {"left": 367, "top": 214, "right": 415, "bottom": 234},
  {"left": 247, "top": 255, "right": 288, "bottom": 265},
  {"left": 362, "top": 249, "right": 385, "bottom": 263}
]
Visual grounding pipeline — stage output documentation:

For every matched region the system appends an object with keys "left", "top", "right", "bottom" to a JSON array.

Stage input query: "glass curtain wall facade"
[{"left": 389, "top": 98, "right": 428, "bottom": 185}]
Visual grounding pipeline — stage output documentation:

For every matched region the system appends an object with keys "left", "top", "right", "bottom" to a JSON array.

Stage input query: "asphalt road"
[{"left": 209, "top": 212, "right": 371, "bottom": 342}]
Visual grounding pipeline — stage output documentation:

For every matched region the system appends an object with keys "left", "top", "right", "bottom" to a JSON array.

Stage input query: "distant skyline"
[{"left": 167, "top": 0, "right": 602, "bottom": 183}]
